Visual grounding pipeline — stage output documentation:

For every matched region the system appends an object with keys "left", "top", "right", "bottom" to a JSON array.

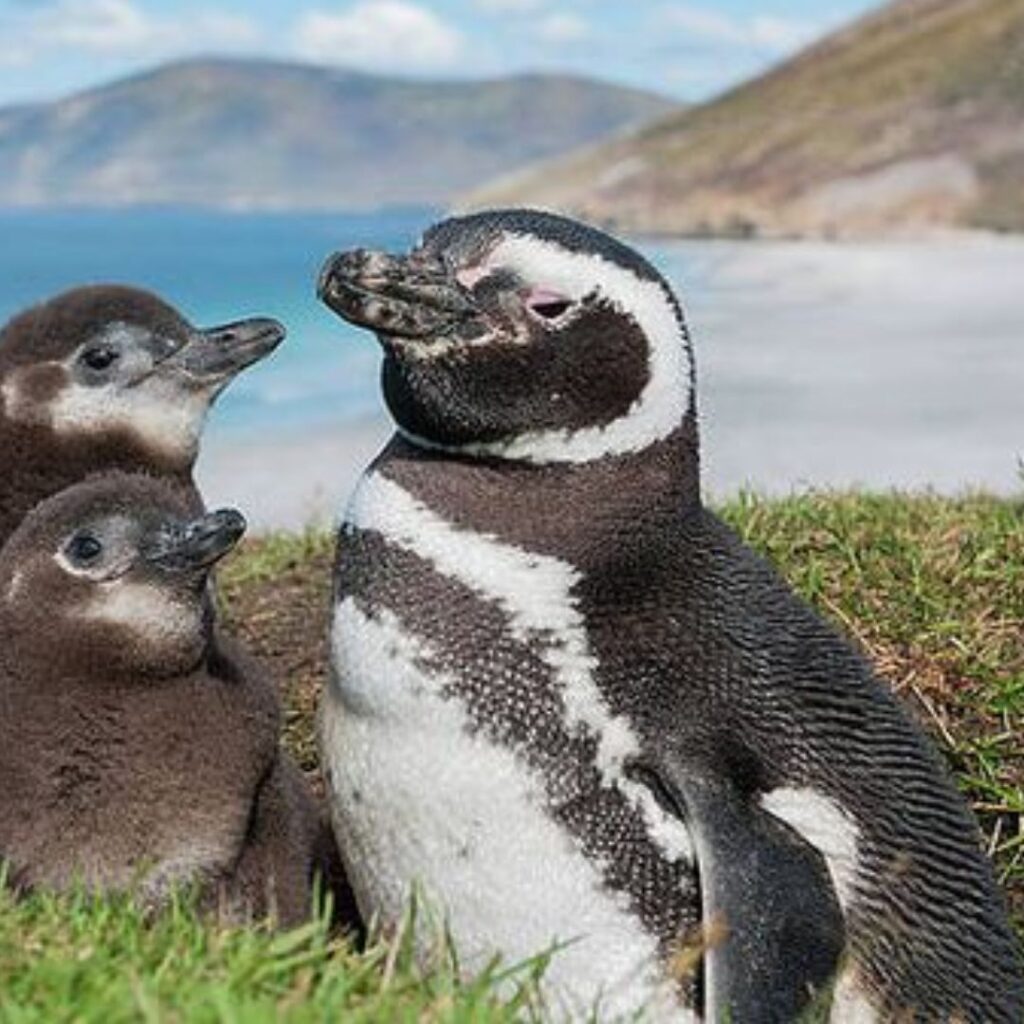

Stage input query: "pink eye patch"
[{"left": 524, "top": 287, "right": 574, "bottom": 320}]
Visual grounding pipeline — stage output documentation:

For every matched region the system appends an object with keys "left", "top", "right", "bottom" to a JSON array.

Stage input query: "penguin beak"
[
  {"left": 169, "top": 317, "right": 286, "bottom": 383},
  {"left": 318, "top": 248, "right": 477, "bottom": 340},
  {"left": 142, "top": 509, "right": 247, "bottom": 573}
]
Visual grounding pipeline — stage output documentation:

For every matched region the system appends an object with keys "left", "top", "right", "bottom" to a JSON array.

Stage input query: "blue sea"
[
  {"left": 0, "top": 206, "right": 433, "bottom": 437},
  {"left": 2, "top": 209, "right": 1022, "bottom": 528}
]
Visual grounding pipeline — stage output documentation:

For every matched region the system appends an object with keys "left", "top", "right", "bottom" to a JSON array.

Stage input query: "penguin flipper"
[{"left": 646, "top": 765, "right": 846, "bottom": 1023}]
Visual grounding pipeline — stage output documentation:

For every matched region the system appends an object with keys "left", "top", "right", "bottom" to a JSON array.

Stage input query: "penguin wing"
[{"left": 648, "top": 763, "right": 846, "bottom": 1022}]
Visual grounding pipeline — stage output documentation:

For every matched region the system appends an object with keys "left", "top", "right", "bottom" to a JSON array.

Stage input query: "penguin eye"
[
  {"left": 65, "top": 533, "right": 104, "bottom": 566},
  {"left": 524, "top": 288, "right": 574, "bottom": 322},
  {"left": 81, "top": 345, "right": 119, "bottom": 371}
]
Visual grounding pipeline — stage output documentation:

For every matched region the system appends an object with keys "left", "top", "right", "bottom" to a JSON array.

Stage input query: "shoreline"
[
  {"left": 1, "top": 205, "right": 1020, "bottom": 246},
  {"left": 196, "top": 413, "right": 1023, "bottom": 535},
  {"left": 196, "top": 415, "right": 393, "bottom": 533},
  {"left": 174, "top": 233, "right": 1024, "bottom": 535}
]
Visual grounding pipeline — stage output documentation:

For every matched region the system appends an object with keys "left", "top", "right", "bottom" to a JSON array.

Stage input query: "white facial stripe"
[
  {"left": 47, "top": 377, "right": 209, "bottom": 462},
  {"left": 0, "top": 378, "right": 22, "bottom": 420},
  {"left": 325, "top": 599, "right": 692, "bottom": 1022},
  {"left": 414, "top": 233, "right": 693, "bottom": 465},
  {"left": 455, "top": 264, "right": 492, "bottom": 289},
  {"left": 760, "top": 787, "right": 861, "bottom": 912},
  {"left": 54, "top": 513, "right": 138, "bottom": 581},
  {"left": 346, "top": 471, "right": 694, "bottom": 864},
  {"left": 78, "top": 581, "right": 199, "bottom": 644},
  {"left": 1, "top": 344, "right": 209, "bottom": 463}
]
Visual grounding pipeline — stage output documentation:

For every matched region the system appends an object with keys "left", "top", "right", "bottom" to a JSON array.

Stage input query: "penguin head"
[
  {"left": 0, "top": 285, "right": 284, "bottom": 470},
  {"left": 0, "top": 472, "right": 246, "bottom": 678},
  {"left": 319, "top": 208, "right": 694, "bottom": 463}
]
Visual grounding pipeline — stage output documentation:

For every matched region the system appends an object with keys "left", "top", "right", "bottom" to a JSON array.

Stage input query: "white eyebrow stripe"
[{"left": 410, "top": 232, "right": 693, "bottom": 465}]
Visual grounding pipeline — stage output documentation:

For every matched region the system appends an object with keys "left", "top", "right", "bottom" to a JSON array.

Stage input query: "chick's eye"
[
  {"left": 81, "top": 345, "right": 119, "bottom": 371},
  {"left": 66, "top": 533, "right": 103, "bottom": 565},
  {"left": 525, "top": 288, "right": 574, "bottom": 321}
]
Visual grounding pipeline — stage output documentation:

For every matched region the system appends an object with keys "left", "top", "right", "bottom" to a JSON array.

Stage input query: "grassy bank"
[{"left": 2, "top": 491, "right": 1021, "bottom": 1022}]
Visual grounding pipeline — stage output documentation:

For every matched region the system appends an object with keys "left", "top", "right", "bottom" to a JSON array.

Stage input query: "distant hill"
[
  {"left": 0, "top": 58, "right": 674, "bottom": 211},
  {"left": 463, "top": 0, "right": 1024, "bottom": 237}
]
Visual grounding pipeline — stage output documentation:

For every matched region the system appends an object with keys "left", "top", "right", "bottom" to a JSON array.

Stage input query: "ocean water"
[
  {"left": 1, "top": 209, "right": 1022, "bottom": 528},
  {"left": 0, "top": 207, "right": 429, "bottom": 435}
]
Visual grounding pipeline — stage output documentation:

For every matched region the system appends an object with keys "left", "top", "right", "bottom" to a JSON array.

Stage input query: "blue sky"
[{"left": 0, "top": 0, "right": 882, "bottom": 106}]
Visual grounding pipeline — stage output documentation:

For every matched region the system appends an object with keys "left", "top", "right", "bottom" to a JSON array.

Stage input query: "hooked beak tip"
[
  {"left": 175, "top": 317, "right": 285, "bottom": 383},
  {"left": 317, "top": 254, "right": 342, "bottom": 302},
  {"left": 144, "top": 509, "right": 247, "bottom": 573},
  {"left": 209, "top": 508, "right": 248, "bottom": 549}
]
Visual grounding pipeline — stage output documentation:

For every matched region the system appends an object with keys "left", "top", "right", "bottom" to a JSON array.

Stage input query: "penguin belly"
[
  {"left": 322, "top": 476, "right": 698, "bottom": 1021},
  {"left": 323, "top": 600, "right": 688, "bottom": 1022}
]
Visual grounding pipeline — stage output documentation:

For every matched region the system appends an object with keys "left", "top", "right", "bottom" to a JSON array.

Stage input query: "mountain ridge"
[
  {"left": 463, "top": 0, "right": 1024, "bottom": 237},
  {"left": 0, "top": 57, "right": 676, "bottom": 211}
]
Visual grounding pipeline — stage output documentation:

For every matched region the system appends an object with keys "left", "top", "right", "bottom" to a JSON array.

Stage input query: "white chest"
[
  {"left": 323, "top": 598, "right": 685, "bottom": 1021},
  {"left": 322, "top": 471, "right": 695, "bottom": 1021}
]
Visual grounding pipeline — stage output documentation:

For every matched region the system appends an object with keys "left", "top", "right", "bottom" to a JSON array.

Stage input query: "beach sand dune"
[
  {"left": 198, "top": 237, "right": 1024, "bottom": 532},
  {"left": 197, "top": 415, "right": 393, "bottom": 533}
]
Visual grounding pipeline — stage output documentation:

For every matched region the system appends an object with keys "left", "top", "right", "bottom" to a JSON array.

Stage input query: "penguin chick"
[
  {"left": 0, "top": 472, "right": 325, "bottom": 927},
  {"left": 0, "top": 285, "right": 284, "bottom": 545}
]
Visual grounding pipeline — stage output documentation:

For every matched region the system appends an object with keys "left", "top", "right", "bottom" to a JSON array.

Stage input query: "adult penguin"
[{"left": 317, "top": 209, "right": 1023, "bottom": 1021}]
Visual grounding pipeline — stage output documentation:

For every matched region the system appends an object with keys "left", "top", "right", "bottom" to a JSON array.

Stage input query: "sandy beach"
[
  {"left": 195, "top": 235, "right": 1024, "bottom": 533},
  {"left": 196, "top": 415, "right": 393, "bottom": 533}
]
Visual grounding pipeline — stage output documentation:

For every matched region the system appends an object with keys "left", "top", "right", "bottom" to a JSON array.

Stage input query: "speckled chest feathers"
[{"left": 325, "top": 430, "right": 707, "bottom": 1020}]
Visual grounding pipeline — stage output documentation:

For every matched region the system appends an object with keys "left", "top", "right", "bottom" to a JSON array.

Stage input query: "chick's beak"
[
  {"left": 142, "top": 509, "right": 247, "bottom": 573},
  {"left": 170, "top": 317, "right": 286, "bottom": 382}
]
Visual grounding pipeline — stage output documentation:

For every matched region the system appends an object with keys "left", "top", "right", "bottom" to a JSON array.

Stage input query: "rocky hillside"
[
  {"left": 463, "top": 0, "right": 1024, "bottom": 237},
  {"left": 0, "top": 58, "right": 673, "bottom": 211}
]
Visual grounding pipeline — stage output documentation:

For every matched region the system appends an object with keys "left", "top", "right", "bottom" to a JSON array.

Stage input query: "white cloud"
[
  {"left": 0, "top": 43, "right": 32, "bottom": 69},
  {"left": 662, "top": 6, "right": 744, "bottom": 46},
  {"left": 660, "top": 52, "right": 761, "bottom": 92},
  {"left": 474, "top": 0, "right": 547, "bottom": 11},
  {"left": 661, "top": 4, "right": 821, "bottom": 54},
  {"left": 35, "top": 0, "right": 152, "bottom": 52},
  {"left": 294, "top": 1, "right": 464, "bottom": 71},
  {"left": 5, "top": 0, "right": 260, "bottom": 62},
  {"left": 748, "top": 15, "right": 820, "bottom": 52},
  {"left": 535, "top": 12, "right": 589, "bottom": 43}
]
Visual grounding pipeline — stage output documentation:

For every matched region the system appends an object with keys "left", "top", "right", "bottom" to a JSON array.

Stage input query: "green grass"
[
  {"left": 720, "top": 489, "right": 1024, "bottom": 886},
  {"left": 0, "top": 882, "right": 547, "bottom": 1024},
  {"left": 3, "top": 490, "right": 1022, "bottom": 1021},
  {"left": 218, "top": 528, "right": 334, "bottom": 591}
]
